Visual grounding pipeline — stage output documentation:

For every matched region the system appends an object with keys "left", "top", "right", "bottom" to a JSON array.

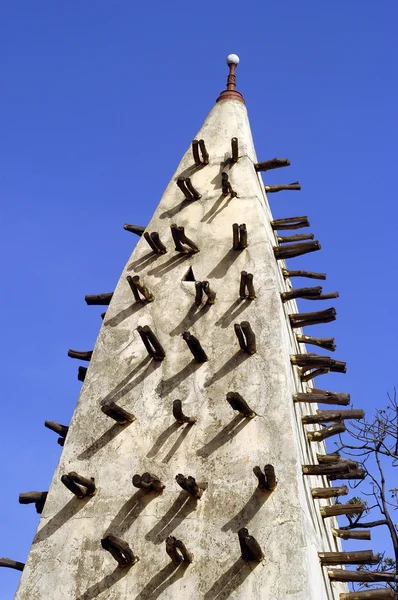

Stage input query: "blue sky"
[{"left": 1, "top": 1, "right": 397, "bottom": 597}]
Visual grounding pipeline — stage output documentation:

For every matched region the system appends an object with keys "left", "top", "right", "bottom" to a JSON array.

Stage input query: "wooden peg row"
[
  {"left": 172, "top": 399, "right": 197, "bottom": 425},
  {"left": 296, "top": 334, "right": 336, "bottom": 352},
  {"left": 192, "top": 139, "right": 209, "bottom": 165},
  {"left": 239, "top": 271, "right": 256, "bottom": 300},
  {"left": 171, "top": 224, "right": 199, "bottom": 253},
  {"left": 123, "top": 224, "right": 146, "bottom": 236},
  {"left": 19, "top": 491, "right": 48, "bottom": 514},
  {"left": 234, "top": 321, "right": 256, "bottom": 355},
  {"left": 144, "top": 231, "right": 167, "bottom": 254},
  {"left": 274, "top": 240, "right": 321, "bottom": 260},
  {"left": 221, "top": 172, "right": 237, "bottom": 197},
  {"left": 238, "top": 528, "right": 264, "bottom": 562},
  {"left": 85, "top": 293, "right": 113, "bottom": 306},
  {"left": 182, "top": 331, "right": 208, "bottom": 363},
  {"left": 231, "top": 137, "right": 239, "bottom": 163},
  {"left": 101, "top": 401, "right": 136, "bottom": 425},
  {"left": 68, "top": 349, "right": 93, "bottom": 361},
  {"left": 265, "top": 181, "right": 301, "bottom": 193},
  {"left": 271, "top": 216, "right": 309, "bottom": 230},
  {"left": 232, "top": 223, "right": 248, "bottom": 250},
  {"left": 126, "top": 275, "right": 154, "bottom": 303},
  {"left": 166, "top": 536, "right": 193, "bottom": 564},
  {"left": 253, "top": 465, "right": 277, "bottom": 491},
  {"left": 255, "top": 158, "right": 290, "bottom": 172},
  {"left": 175, "top": 474, "right": 206, "bottom": 499},
  {"left": 101, "top": 534, "right": 139, "bottom": 567},
  {"left": 0, "top": 558, "right": 25, "bottom": 572},
  {"left": 226, "top": 392, "right": 255, "bottom": 418},
  {"left": 289, "top": 307, "right": 337, "bottom": 328},
  {"left": 61, "top": 471, "right": 95, "bottom": 499},
  {"left": 282, "top": 268, "right": 326, "bottom": 280},
  {"left": 132, "top": 472, "right": 165, "bottom": 493},
  {"left": 137, "top": 325, "right": 165, "bottom": 361}
]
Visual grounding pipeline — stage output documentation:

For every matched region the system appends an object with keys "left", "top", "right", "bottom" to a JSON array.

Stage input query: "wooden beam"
[
  {"left": 265, "top": 181, "right": 301, "bottom": 193},
  {"left": 85, "top": 293, "right": 113, "bottom": 306},
  {"left": 329, "top": 570, "right": 397, "bottom": 583},
  {"left": 307, "top": 422, "right": 346, "bottom": 442},
  {"left": 123, "top": 224, "right": 145, "bottom": 236},
  {"left": 320, "top": 503, "right": 364, "bottom": 518},
  {"left": 339, "top": 588, "right": 394, "bottom": 599},
  {"left": 255, "top": 158, "right": 290, "bottom": 172},
  {"left": 311, "top": 485, "right": 348, "bottom": 499},
  {"left": 302, "top": 410, "right": 364, "bottom": 424},
  {"left": 271, "top": 216, "right": 309, "bottom": 230},
  {"left": 289, "top": 308, "right": 337, "bottom": 328},
  {"left": 282, "top": 269, "right": 326, "bottom": 280},
  {"left": 332, "top": 528, "right": 371, "bottom": 541},
  {"left": 274, "top": 240, "right": 321, "bottom": 260},
  {"left": 0, "top": 558, "right": 24, "bottom": 572},
  {"left": 277, "top": 233, "right": 314, "bottom": 243},
  {"left": 319, "top": 550, "right": 379, "bottom": 566}
]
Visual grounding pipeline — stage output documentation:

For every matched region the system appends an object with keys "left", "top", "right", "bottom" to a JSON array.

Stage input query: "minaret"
[{"left": 9, "top": 55, "right": 370, "bottom": 599}]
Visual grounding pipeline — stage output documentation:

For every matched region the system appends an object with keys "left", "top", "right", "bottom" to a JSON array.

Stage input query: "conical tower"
[{"left": 7, "top": 55, "right": 372, "bottom": 600}]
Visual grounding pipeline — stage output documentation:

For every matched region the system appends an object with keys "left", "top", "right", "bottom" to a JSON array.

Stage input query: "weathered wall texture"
[{"left": 15, "top": 99, "right": 347, "bottom": 599}]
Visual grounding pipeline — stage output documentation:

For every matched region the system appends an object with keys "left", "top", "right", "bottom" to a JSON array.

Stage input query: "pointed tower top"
[{"left": 216, "top": 53, "right": 245, "bottom": 104}]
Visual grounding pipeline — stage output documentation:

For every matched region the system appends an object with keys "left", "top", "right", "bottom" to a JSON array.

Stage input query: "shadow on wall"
[
  {"left": 104, "top": 489, "right": 159, "bottom": 537},
  {"left": 221, "top": 488, "right": 271, "bottom": 533},
  {"left": 99, "top": 355, "right": 159, "bottom": 406},
  {"left": 148, "top": 253, "right": 192, "bottom": 278},
  {"left": 156, "top": 360, "right": 203, "bottom": 397},
  {"left": 127, "top": 251, "right": 159, "bottom": 273},
  {"left": 76, "top": 566, "right": 129, "bottom": 600},
  {"left": 214, "top": 298, "right": 252, "bottom": 329},
  {"left": 204, "top": 558, "right": 261, "bottom": 600},
  {"left": 77, "top": 421, "right": 132, "bottom": 460},
  {"left": 134, "top": 561, "right": 190, "bottom": 600},
  {"left": 204, "top": 351, "right": 250, "bottom": 387},
  {"left": 33, "top": 496, "right": 93, "bottom": 544},
  {"left": 147, "top": 422, "right": 195, "bottom": 463},
  {"left": 145, "top": 491, "right": 197, "bottom": 544},
  {"left": 196, "top": 414, "right": 251, "bottom": 458},
  {"left": 207, "top": 248, "right": 241, "bottom": 279},
  {"left": 169, "top": 303, "right": 211, "bottom": 337},
  {"left": 103, "top": 301, "right": 145, "bottom": 327}
]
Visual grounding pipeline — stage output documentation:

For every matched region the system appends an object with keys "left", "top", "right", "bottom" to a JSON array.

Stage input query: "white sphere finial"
[{"left": 226, "top": 54, "right": 240, "bottom": 66}]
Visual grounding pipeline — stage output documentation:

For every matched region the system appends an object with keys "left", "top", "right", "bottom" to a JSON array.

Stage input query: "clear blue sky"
[{"left": 1, "top": 1, "right": 397, "bottom": 597}]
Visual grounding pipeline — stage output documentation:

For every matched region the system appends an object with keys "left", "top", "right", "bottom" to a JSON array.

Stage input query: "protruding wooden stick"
[
  {"left": 296, "top": 334, "right": 336, "bottom": 352},
  {"left": 317, "top": 453, "right": 358, "bottom": 468},
  {"left": 144, "top": 231, "right": 167, "bottom": 254},
  {"left": 137, "top": 325, "right": 165, "bottom": 361},
  {"left": 172, "top": 399, "right": 197, "bottom": 425},
  {"left": 311, "top": 485, "right": 348, "bottom": 499},
  {"left": 0, "top": 558, "right": 25, "bottom": 572},
  {"left": 320, "top": 503, "right": 365, "bottom": 518},
  {"left": 271, "top": 216, "right": 309, "bottom": 230},
  {"left": 302, "top": 409, "right": 364, "bottom": 424},
  {"left": 231, "top": 137, "right": 239, "bottom": 163},
  {"left": 185, "top": 177, "right": 201, "bottom": 200},
  {"left": 281, "top": 286, "right": 323, "bottom": 302},
  {"left": 127, "top": 275, "right": 154, "bottom": 302},
  {"left": 265, "top": 181, "right": 301, "bottom": 193},
  {"left": 198, "top": 139, "right": 209, "bottom": 164},
  {"left": 192, "top": 140, "right": 201, "bottom": 165},
  {"left": 182, "top": 332, "right": 208, "bottom": 362},
  {"left": 291, "top": 354, "right": 346, "bottom": 372},
  {"left": 299, "top": 367, "right": 330, "bottom": 382},
  {"left": 179, "top": 226, "right": 200, "bottom": 252},
  {"left": 101, "top": 402, "right": 136, "bottom": 424},
  {"left": 232, "top": 223, "right": 248, "bottom": 250},
  {"left": 101, "top": 311, "right": 106, "bottom": 320},
  {"left": 123, "top": 224, "right": 145, "bottom": 236},
  {"left": 329, "top": 469, "right": 366, "bottom": 481},
  {"left": 329, "top": 570, "right": 397, "bottom": 583},
  {"left": 238, "top": 528, "right": 264, "bottom": 562},
  {"left": 234, "top": 321, "right": 256, "bottom": 354},
  {"left": 202, "top": 281, "right": 216, "bottom": 305},
  {"left": 303, "top": 463, "right": 350, "bottom": 476},
  {"left": 253, "top": 465, "right": 277, "bottom": 491},
  {"left": 132, "top": 472, "right": 165, "bottom": 493},
  {"left": 177, "top": 176, "right": 195, "bottom": 201},
  {"left": 307, "top": 422, "right": 347, "bottom": 442},
  {"left": 61, "top": 472, "right": 96, "bottom": 498},
  {"left": 277, "top": 233, "right": 314, "bottom": 243},
  {"left": 166, "top": 536, "right": 193, "bottom": 564},
  {"left": 85, "top": 293, "right": 113, "bottom": 306},
  {"left": 255, "top": 158, "right": 290, "bottom": 172},
  {"left": 195, "top": 281, "right": 203, "bottom": 306},
  {"left": 293, "top": 389, "right": 350, "bottom": 405},
  {"left": 45, "top": 420, "right": 69, "bottom": 441},
  {"left": 340, "top": 589, "right": 394, "bottom": 600},
  {"left": 289, "top": 307, "right": 337, "bottom": 328},
  {"left": 283, "top": 269, "right": 327, "bottom": 280},
  {"left": 221, "top": 172, "right": 237, "bottom": 197},
  {"left": 175, "top": 474, "right": 206, "bottom": 499},
  {"left": 67, "top": 349, "right": 93, "bottom": 361},
  {"left": 319, "top": 550, "right": 379, "bottom": 566},
  {"left": 239, "top": 272, "right": 256, "bottom": 300},
  {"left": 226, "top": 392, "right": 255, "bottom": 418},
  {"left": 78, "top": 366, "right": 87, "bottom": 382},
  {"left": 101, "top": 535, "right": 139, "bottom": 567},
  {"left": 274, "top": 240, "right": 321, "bottom": 260},
  {"left": 19, "top": 491, "right": 48, "bottom": 514},
  {"left": 333, "top": 529, "right": 371, "bottom": 541},
  {"left": 144, "top": 231, "right": 158, "bottom": 252},
  {"left": 171, "top": 225, "right": 200, "bottom": 253}
]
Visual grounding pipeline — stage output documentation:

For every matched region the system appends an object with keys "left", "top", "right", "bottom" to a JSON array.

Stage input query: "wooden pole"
[
  {"left": 282, "top": 269, "right": 326, "bottom": 280},
  {"left": 319, "top": 550, "right": 379, "bottom": 566}
]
